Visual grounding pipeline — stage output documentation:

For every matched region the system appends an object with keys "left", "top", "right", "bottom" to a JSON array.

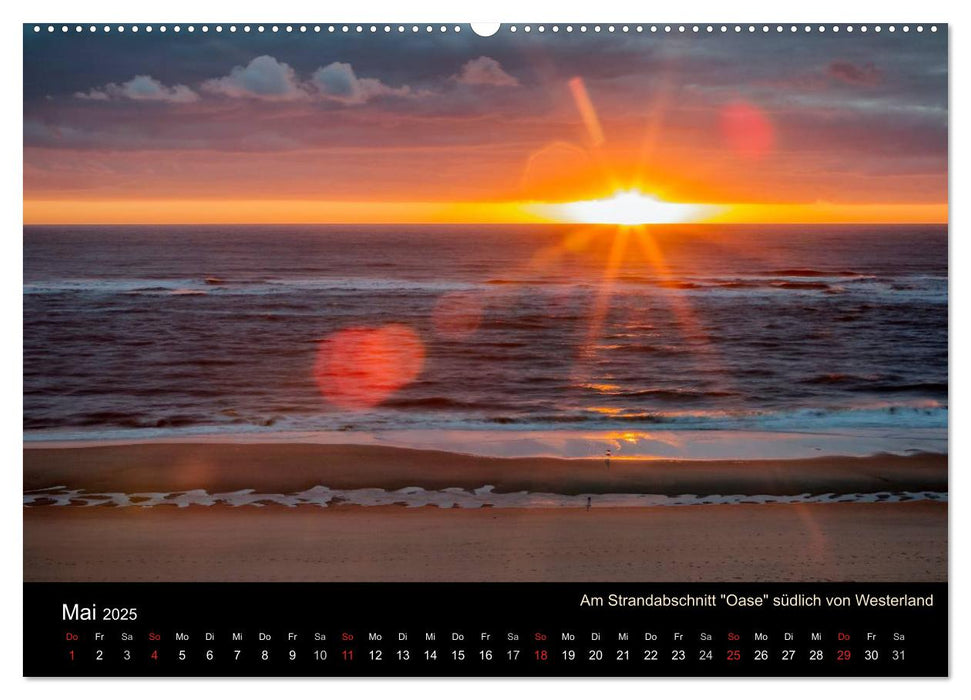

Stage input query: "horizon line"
[
  {"left": 22, "top": 199, "right": 948, "bottom": 227},
  {"left": 21, "top": 220, "right": 949, "bottom": 227}
]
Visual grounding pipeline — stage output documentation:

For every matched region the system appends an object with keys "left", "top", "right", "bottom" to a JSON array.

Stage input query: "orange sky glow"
[
  {"left": 24, "top": 31, "right": 947, "bottom": 226},
  {"left": 23, "top": 199, "right": 946, "bottom": 226}
]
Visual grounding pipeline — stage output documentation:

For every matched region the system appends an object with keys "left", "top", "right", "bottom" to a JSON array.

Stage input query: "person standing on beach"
[
  {"left": 586, "top": 496, "right": 592, "bottom": 511},
  {"left": 605, "top": 449, "right": 611, "bottom": 469}
]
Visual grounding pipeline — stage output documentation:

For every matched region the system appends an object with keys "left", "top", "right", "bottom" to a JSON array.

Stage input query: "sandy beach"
[
  {"left": 24, "top": 502, "right": 945, "bottom": 582},
  {"left": 23, "top": 442, "right": 947, "bottom": 495},
  {"left": 23, "top": 443, "right": 946, "bottom": 582}
]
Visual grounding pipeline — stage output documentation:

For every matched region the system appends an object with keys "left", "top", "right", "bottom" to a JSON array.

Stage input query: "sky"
[{"left": 23, "top": 26, "right": 948, "bottom": 224}]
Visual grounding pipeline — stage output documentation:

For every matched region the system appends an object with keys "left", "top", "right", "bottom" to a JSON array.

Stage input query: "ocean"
[{"left": 23, "top": 224, "right": 947, "bottom": 446}]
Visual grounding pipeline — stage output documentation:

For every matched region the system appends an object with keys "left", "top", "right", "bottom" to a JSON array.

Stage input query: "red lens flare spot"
[
  {"left": 432, "top": 291, "right": 484, "bottom": 340},
  {"left": 720, "top": 101, "right": 774, "bottom": 158},
  {"left": 314, "top": 324, "right": 425, "bottom": 410}
]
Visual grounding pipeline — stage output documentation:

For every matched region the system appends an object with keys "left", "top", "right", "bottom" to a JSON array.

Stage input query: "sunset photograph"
[{"left": 23, "top": 25, "right": 947, "bottom": 583}]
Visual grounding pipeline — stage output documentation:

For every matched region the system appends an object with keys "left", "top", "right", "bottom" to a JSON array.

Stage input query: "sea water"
[{"left": 24, "top": 224, "right": 947, "bottom": 449}]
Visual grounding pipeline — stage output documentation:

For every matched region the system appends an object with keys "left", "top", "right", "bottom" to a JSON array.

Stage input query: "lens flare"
[
  {"left": 568, "top": 77, "right": 605, "bottom": 147},
  {"left": 314, "top": 324, "right": 425, "bottom": 410},
  {"left": 720, "top": 101, "right": 774, "bottom": 158}
]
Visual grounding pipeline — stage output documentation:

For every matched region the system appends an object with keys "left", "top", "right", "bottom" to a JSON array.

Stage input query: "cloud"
[
  {"left": 311, "top": 62, "right": 412, "bottom": 104},
  {"left": 75, "top": 75, "right": 198, "bottom": 103},
  {"left": 73, "top": 57, "right": 417, "bottom": 108},
  {"left": 826, "top": 61, "right": 884, "bottom": 86},
  {"left": 74, "top": 89, "right": 109, "bottom": 101},
  {"left": 202, "top": 55, "right": 308, "bottom": 100},
  {"left": 454, "top": 56, "right": 519, "bottom": 87}
]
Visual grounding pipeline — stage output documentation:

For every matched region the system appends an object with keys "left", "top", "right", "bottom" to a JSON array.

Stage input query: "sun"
[{"left": 531, "top": 190, "right": 716, "bottom": 225}]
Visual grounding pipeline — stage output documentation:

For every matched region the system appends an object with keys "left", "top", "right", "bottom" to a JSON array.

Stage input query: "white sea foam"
[{"left": 22, "top": 485, "right": 948, "bottom": 509}]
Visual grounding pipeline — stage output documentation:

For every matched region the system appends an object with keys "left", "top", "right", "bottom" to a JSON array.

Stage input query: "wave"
[
  {"left": 848, "top": 382, "right": 948, "bottom": 396},
  {"left": 766, "top": 268, "right": 866, "bottom": 278},
  {"left": 24, "top": 276, "right": 480, "bottom": 296},
  {"left": 473, "top": 404, "right": 949, "bottom": 431},
  {"left": 772, "top": 281, "right": 831, "bottom": 291},
  {"left": 795, "top": 370, "right": 947, "bottom": 395},
  {"left": 581, "top": 387, "right": 741, "bottom": 402},
  {"left": 22, "top": 401, "right": 949, "bottom": 438},
  {"left": 24, "top": 271, "right": 945, "bottom": 299},
  {"left": 800, "top": 373, "right": 881, "bottom": 385},
  {"left": 486, "top": 278, "right": 549, "bottom": 286},
  {"left": 380, "top": 396, "right": 508, "bottom": 411}
]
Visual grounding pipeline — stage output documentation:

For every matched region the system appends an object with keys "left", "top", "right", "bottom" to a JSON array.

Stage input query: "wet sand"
[{"left": 23, "top": 442, "right": 947, "bottom": 495}]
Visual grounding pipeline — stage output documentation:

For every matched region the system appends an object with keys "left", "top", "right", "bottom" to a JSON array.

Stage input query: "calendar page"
[{"left": 22, "top": 21, "right": 948, "bottom": 677}]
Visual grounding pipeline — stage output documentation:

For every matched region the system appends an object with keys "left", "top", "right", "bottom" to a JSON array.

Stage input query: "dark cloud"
[{"left": 827, "top": 60, "right": 884, "bottom": 86}]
